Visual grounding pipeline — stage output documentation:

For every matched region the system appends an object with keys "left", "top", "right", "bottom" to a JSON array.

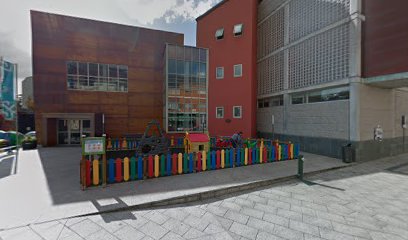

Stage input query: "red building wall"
[
  {"left": 363, "top": 0, "right": 408, "bottom": 77},
  {"left": 196, "top": 0, "right": 258, "bottom": 138}
]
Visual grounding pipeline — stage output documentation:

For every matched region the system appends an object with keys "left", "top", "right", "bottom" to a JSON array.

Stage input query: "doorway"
[{"left": 57, "top": 119, "right": 91, "bottom": 145}]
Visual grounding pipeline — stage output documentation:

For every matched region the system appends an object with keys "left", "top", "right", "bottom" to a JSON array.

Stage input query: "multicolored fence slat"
[{"left": 86, "top": 141, "right": 300, "bottom": 188}]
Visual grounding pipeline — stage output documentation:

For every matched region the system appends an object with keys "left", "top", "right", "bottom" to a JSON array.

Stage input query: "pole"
[{"left": 15, "top": 63, "right": 18, "bottom": 140}]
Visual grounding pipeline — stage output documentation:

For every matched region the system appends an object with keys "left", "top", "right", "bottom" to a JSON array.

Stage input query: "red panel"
[
  {"left": 196, "top": 0, "right": 258, "bottom": 138},
  {"left": 115, "top": 158, "right": 122, "bottom": 182},
  {"left": 188, "top": 133, "right": 209, "bottom": 142}
]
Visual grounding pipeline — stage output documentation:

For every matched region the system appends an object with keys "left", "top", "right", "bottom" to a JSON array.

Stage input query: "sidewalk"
[{"left": 0, "top": 147, "right": 347, "bottom": 230}]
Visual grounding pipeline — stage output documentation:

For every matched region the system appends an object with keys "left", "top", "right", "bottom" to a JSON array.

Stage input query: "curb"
[{"left": 71, "top": 163, "right": 352, "bottom": 219}]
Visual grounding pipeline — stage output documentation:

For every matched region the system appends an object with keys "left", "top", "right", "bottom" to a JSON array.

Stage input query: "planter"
[{"left": 22, "top": 141, "right": 37, "bottom": 150}]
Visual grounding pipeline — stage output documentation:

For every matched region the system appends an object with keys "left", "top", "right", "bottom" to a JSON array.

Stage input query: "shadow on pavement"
[{"left": 0, "top": 154, "right": 14, "bottom": 180}]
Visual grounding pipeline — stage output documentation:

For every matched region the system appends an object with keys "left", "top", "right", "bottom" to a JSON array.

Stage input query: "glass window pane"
[
  {"left": 216, "top": 67, "right": 224, "bottom": 79},
  {"left": 177, "top": 60, "right": 185, "bottom": 74},
  {"left": 292, "top": 94, "right": 304, "bottom": 104},
  {"left": 99, "top": 64, "right": 108, "bottom": 77},
  {"left": 67, "top": 76, "right": 77, "bottom": 89},
  {"left": 98, "top": 77, "right": 108, "bottom": 91},
  {"left": 109, "top": 65, "right": 118, "bottom": 78},
  {"left": 234, "top": 64, "right": 242, "bottom": 77},
  {"left": 78, "top": 62, "right": 88, "bottom": 75},
  {"left": 108, "top": 78, "right": 118, "bottom": 91},
  {"left": 199, "top": 63, "right": 206, "bottom": 78},
  {"left": 89, "top": 77, "right": 98, "bottom": 90},
  {"left": 233, "top": 106, "right": 242, "bottom": 118},
  {"left": 193, "top": 48, "right": 200, "bottom": 62},
  {"left": 199, "top": 49, "right": 207, "bottom": 62},
  {"left": 234, "top": 24, "right": 243, "bottom": 36},
  {"left": 192, "top": 62, "right": 199, "bottom": 76},
  {"left": 119, "top": 79, "right": 127, "bottom": 92},
  {"left": 119, "top": 65, "right": 128, "bottom": 78},
  {"left": 78, "top": 76, "right": 88, "bottom": 90},
  {"left": 58, "top": 120, "right": 68, "bottom": 131},
  {"left": 89, "top": 63, "right": 98, "bottom": 76},
  {"left": 67, "top": 61, "right": 77, "bottom": 75},
  {"left": 168, "top": 59, "right": 176, "bottom": 74}
]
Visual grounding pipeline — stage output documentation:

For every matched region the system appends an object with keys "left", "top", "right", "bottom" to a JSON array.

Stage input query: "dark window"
[
  {"left": 308, "top": 87, "right": 350, "bottom": 103},
  {"left": 109, "top": 65, "right": 118, "bottom": 78},
  {"left": 199, "top": 49, "right": 207, "bottom": 62},
  {"left": 67, "top": 61, "right": 77, "bottom": 75},
  {"left": 292, "top": 94, "right": 305, "bottom": 105},
  {"left": 78, "top": 62, "right": 88, "bottom": 75},
  {"left": 89, "top": 63, "right": 98, "bottom": 76},
  {"left": 99, "top": 64, "right": 108, "bottom": 77},
  {"left": 119, "top": 65, "right": 127, "bottom": 78},
  {"left": 168, "top": 59, "right": 176, "bottom": 74},
  {"left": 177, "top": 60, "right": 185, "bottom": 74}
]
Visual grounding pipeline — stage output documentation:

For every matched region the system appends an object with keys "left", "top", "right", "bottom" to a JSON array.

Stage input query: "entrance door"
[{"left": 57, "top": 119, "right": 91, "bottom": 145}]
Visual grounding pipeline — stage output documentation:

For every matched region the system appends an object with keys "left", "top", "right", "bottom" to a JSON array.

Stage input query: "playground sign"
[{"left": 82, "top": 137, "right": 105, "bottom": 155}]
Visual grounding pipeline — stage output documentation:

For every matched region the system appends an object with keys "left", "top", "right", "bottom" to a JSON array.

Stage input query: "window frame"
[
  {"left": 233, "top": 106, "right": 242, "bottom": 119},
  {"left": 233, "top": 24, "right": 243, "bottom": 37},
  {"left": 216, "top": 67, "right": 224, "bottom": 79},
  {"left": 215, "top": 28, "right": 224, "bottom": 40},
  {"left": 216, "top": 107, "right": 224, "bottom": 119},
  {"left": 233, "top": 64, "right": 242, "bottom": 77}
]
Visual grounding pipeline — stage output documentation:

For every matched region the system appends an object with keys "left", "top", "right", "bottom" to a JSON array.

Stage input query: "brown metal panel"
[{"left": 31, "top": 10, "right": 183, "bottom": 142}]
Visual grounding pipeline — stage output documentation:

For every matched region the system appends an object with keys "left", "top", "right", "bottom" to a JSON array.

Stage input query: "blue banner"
[{"left": 1, "top": 61, "right": 15, "bottom": 120}]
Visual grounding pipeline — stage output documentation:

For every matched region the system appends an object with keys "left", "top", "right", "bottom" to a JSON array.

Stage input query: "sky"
[{"left": 0, "top": 0, "right": 222, "bottom": 89}]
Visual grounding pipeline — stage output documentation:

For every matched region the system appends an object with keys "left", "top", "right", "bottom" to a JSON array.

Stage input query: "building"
[
  {"left": 197, "top": 0, "right": 408, "bottom": 161},
  {"left": 31, "top": 11, "right": 208, "bottom": 146},
  {"left": 21, "top": 76, "right": 33, "bottom": 110},
  {"left": 196, "top": 0, "right": 258, "bottom": 138}
]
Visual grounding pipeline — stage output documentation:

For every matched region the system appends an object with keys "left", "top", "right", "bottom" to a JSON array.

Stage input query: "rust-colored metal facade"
[{"left": 31, "top": 11, "right": 183, "bottom": 146}]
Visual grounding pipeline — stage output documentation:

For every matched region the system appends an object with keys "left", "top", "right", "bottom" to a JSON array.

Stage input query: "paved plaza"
[{"left": 1, "top": 150, "right": 408, "bottom": 240}]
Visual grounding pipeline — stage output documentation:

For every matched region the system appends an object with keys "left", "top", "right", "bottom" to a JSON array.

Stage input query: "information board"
[{"left": 82, "top": 137, "right": 106, "bottom": 155}]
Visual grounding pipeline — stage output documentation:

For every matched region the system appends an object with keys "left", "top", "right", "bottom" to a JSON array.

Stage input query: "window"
[
  {"left": 308, "top": 86, "right": 350, "bottom": 103},
  {"left": 234, "top": 64, "right": 242, "bottom": 77},
  {"left": 258, "top": 100, "right": 263, "bottom": 108},
  {"left": 233, "top": 24, "right": 243, "bottom": 36},
  {"left": 233, "top": 106, "right": 242, "bottom": 118},
  {"left": 215, "top": 28, "right": 224, "bottom": 40},
  {"left": 271, "top": 95, "right": 284, "bottom": 106},
  {"left": 216, "top": 107, "right": 224, "bottom": 118},
  {"left": 216, "top": 67, "right": 224, "bottom": 79},
  {"left": 291, "top": 94, "right": 305, "bottom": 105},
  {"left": 66, "top": 61, "right": 128, "bottom": 92}
]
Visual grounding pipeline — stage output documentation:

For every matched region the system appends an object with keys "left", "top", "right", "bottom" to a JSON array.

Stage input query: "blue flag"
[{"left": 1, "top": 61, "right": 15, "bottom": 120}]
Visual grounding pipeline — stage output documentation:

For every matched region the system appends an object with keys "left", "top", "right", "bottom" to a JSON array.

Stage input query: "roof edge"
[{"left": 196, "top": 0, "right": 230, "bottom": 21}]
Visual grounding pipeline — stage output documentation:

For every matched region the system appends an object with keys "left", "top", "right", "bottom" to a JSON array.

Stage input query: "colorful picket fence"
[{"left": 84, "top": 143, "right": 300, "bottom": 188}]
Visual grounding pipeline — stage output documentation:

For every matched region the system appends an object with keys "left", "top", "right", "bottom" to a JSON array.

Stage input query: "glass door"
[{"left": 57, "top": 119, "right": 91, "bottom": 145}]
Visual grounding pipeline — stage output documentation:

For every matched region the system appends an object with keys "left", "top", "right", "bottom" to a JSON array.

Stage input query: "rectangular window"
[
  {"left": 216, "top": 67, "right": 224, "bottom": 79},
  {"left": 67, "top": 61, "right": 127, "bottom": 92},
  {"left": 291, "top": 94, "right": 305, "bottom": 105},
  {"left": 271, "top": 95, "right": 284, "bottom": 106},
  {"left": 234, "top": 64, "right": 242, "bottom": 77},
  {"left": 258, "top": 100, "right": 263, "bottom": 109},
  {"left": 308, "top": 86, "right": 350, "bottom": 103},
  {"left": 215, "top": 28, "right": 224, "bottom": 40},
  {"left": 216, "top": 107, "right": 224, "bottom": 118},
  {"left": 233, "top": 24, "right": 243, "bottom": 36},
  {"left": 233, "top": 106, "right": 242, "bottom": 118},
  {"left": 263, "top": 100, "right": 269, "bottom": 108}
]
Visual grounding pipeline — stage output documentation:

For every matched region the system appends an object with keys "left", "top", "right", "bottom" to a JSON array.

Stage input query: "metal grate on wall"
[
  {"left": 258, "top": 52, "right": 284, "bottom": 95},
  {"left": 257, "top": 8, "right": 285, "bottom": 59},
  {"left": 288, "top": 0, "right": 351, "bottom": 43},
  {"left": 288, "top": 23, "right": 350, "bottom": 89}
]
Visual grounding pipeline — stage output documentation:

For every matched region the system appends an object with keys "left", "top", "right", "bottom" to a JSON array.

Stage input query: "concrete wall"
[
  {"left": 394, "top": 89, "right": 408, "bottom": 138},
  {"left": 257, "top": 106, "right": 284, "bottom": 134}
]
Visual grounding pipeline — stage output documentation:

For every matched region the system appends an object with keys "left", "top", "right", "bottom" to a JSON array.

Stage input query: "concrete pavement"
[
  {"left": 1, "top": 151, "right": 407, "bottom": 240},
  {"left": 0, "top": 147, "right": 346, "bottom": 230}
]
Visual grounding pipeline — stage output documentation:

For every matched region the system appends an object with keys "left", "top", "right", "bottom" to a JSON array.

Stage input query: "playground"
[{"left": 80, "top": 121, "right": 301, "bottom": 189}]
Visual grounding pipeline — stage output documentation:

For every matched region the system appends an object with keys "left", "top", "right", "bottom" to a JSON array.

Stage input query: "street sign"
[{"left": 82, "top": 137, "right": 105, "bottom": 155}]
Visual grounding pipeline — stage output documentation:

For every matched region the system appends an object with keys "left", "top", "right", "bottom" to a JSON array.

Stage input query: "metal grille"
[
  {"left": 257, "top": 8, "right": 284, "bottom": 59},
  {"left": 258, "top": 52, "right": 284, "bottom": 95},
  {"left": 288, "top": 23, "right": 350, "bottom": 89},
  {"left": 288, "top": 0, "right": 350, "bottom": 43}
]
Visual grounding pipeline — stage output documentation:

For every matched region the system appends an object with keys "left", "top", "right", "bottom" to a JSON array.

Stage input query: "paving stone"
[
  {"left": 89, "top": 214, "right": 127, "bottom": 233},
  {"left": 259, "top": 191, "right": 280, "bottom": 201},
  {"left": 143, "top": 211, "right": 169, "bottom": 225},
  {"left": 204, "top": 223, "right": 226, "bottom": 235},
  {"left": 235, "top": 198, "right": 255, "bottom": 208},
  {"left": 315, "top": 210, "right": 346, "bottom": 224},
  {"left": 229, "top": 222, "right": 258, "bottom": 240},
  {"left": 139, "top": 221, "right": 168, "bottom": 240},
  {"left": 183, "top": 206, "right": 207, "bottom": 217},
  {"left": 122, "top": 214, "right": 149, "bottom": 229},
  {"left": 304, "top": 233, "right": 324, "bottom": 240},
  {"left": 267, "top": 199, "right": 291, "bottom": 210},
  {"left": 277, "top": 208, "right": 303, "bottom": 221},
  {"left": 114, "top": 225, "right": 145, "bottom": 240},
  {"left": 0, "top": 227, "right": 43, "bottom": 240},
  {"left": 211, "top": 231, "right": 235, "bottom": 240},
  {"left": 224, "top": 210, "right": 249, "bottom": 225},
  {"left": 87, "top": 229, "right": 117, "bottom": 240},
  {"left": 70, "top": 219, "right": 102, "bottom": 238},
  {"left": 247, "top": 194, "right": 268, "bottom": 204},
  {"left": 221, "top": 201, "right": 243, "bottom": 212},
  {"left": 331, "top": 221, "right": 371, "bottom": 239},
  {"left": 162, "top": 218, "right": 190, "bottom": 236},
  {"left": 205, "top": 205, "right": 229, "bottom": 217},
  {"left": 161, "top": 231, "right": 184, "bottom": 240},
  {"left": 213, "top": 216, "right": 234, "bottom": 230},
  {"left": 30, "top": 221, "right": 66, "bottom": 240},
  {"left": 253, "top": 203, "right": 278, "bottom": 214},
  {"left": 183, "top": 228, "right": 207, "bottom": 239},
  {"left": 263, "top": 213, "right": 289, "bottom": 227},
  {"left": 279, "top": 196, "right": 302, "bottom": 206},
  {"left": 183, "top": 215, "right": 210, "bottom": 232},
  {"left": 302, "top": 214, "right": 332, "bottom": 229},
  {"left": 302, "top": 201, "right": 328, "bottom": 212},
  {"left": 272, "top": 224, "right": 303, "bottom": 240},
  {"left": 290, "top": 205, "right": 317, "bottom": 217},
  {"left": 163, "top": 208, "right": 190, "bottom": 221},
  {"left": 319, "top": 227, "right": 355, "bottom": 240},
  {"left": 240, "top": 207, "right": 264, "bottom": 219},
  {"left": 369, "top": 231, "right": 405, "bottom": 240},
  {"left": 256, "top": 231, "right": 285, "bottom": 240},
  {"left": 289, "top": 219, "right": 320, "bottom": 236},
  {"left": 247, "top": 217, "right": 275, "bottom": 235}
]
